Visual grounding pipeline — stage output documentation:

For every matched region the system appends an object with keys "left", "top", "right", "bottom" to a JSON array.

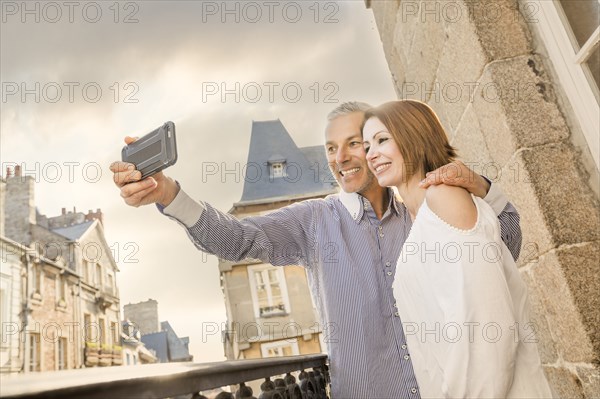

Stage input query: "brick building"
[{"left": 0, "top": 166, "right": 121, "bottom": 373}]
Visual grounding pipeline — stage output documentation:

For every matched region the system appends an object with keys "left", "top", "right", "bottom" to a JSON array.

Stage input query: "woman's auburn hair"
[{"left": 364, "top": 100, "right": 457, "bottom": 183}]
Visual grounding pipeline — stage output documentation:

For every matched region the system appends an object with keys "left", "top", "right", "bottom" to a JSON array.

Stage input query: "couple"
[{"left": 111, "top": 100, "right": 551, "bottom": 398}]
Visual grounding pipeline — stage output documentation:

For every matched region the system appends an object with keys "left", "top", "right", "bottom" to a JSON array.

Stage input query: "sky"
[{"left": 1, "top": 0, "right": 397, "bottom": 362}]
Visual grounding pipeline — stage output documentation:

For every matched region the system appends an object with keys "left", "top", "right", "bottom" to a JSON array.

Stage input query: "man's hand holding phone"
[{"left": 110, "top": 136, "right": 180, "bottom": 207}]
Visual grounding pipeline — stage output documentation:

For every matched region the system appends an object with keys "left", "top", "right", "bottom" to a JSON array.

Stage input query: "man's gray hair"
[{"left": 327, "top": 101, "right": 373, "bottom": 121}]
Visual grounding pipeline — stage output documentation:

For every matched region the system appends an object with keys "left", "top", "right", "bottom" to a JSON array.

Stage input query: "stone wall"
[
  {"left": 124, "top": 299, "right": 160, "bottom": 336},
  {"left": 366, "top": 0, "right": 600, "bottom": 396},
  {"left": 4, "top": 174, "right": 35, "bottom": 245}
]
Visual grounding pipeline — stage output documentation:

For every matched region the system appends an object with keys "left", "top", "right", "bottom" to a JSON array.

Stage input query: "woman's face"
[{"left": 363, "top": 116, "right": 406, "bottom": 188}]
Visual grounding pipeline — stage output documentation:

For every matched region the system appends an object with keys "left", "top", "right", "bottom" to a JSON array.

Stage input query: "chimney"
[
  {"left": 4, "top": 171, "right": 36, "bottom": 245},
  {"left": 62, "top": 208, "right": 66, "bottom": 215},
  {"left": 5, "top": 167, "right": 12, "bottom": 179},
  {"left": 85, "top": 208, "right": 104, "bottom": 226}
]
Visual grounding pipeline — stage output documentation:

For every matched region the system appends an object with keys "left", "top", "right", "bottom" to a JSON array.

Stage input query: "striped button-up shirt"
[{"left": 162, "top": 184, "right": 521, "bottom": 399}]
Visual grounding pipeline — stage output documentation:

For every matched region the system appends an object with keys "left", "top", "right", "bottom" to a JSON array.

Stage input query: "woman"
[{"left": 362, "top": 100, "right": 553, "bottom": 398}]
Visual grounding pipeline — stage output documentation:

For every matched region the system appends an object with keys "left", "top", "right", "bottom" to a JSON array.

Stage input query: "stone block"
[
  {"left": 520, "top": 270, "right": 558, "bottom": 365},
  {"left": 543, "top": 367, "right": 585, "bottom": 399},
  {"left": 576, "top": 366, "right": 600, "bottom": 399},
  {"left": 496, "top": 152, "right": 555, "bottom": 260},
  {"left": 428, "top": 88, "right": 452, "bottom": 136},
  {"left": 435, "top": 1, "right": 488, "bottom": 130},
  {"left": 532, "top": 253, "right": 595, "bottom": 364},
  {"left": 473, "top": 55, "right": 569, "bottom": 167},
  {"left": 556, "top": 243, "right": 600, "bottom": 364},
  {"left": 467, "top": 0, "right": 532, "bottom": 60},
  {"left": 388, "top": 46, "right": 406, "bottom": 96},
  {"left": 450, "top": 104, "right": 492, "bottom": 166},
  {"left": 392, "top": 0, "right": 420, "bottom": 61},
  {"left": 520, "top": 143, "right": 600, "bottom": 247},
  {"left": 370, "top": 0, "right": 400, "bottom": 53},
  {"left": 402, "top": 1, "right": 447, "bottom": 103}
]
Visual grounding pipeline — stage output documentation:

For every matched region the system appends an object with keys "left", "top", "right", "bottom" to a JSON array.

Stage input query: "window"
[
  {"left": 83, "top": 314, "right": 93, "bottom": 342},
  {"left": 261, "top": 339, "right": 299, "bottom": 358},
  {"left": 83, "top": 259, "right": 93, "bottom": 283},
  {"left": 96, "top": 263, "right": 103, "bottom": 288},
  {"left": 56, "top": 276, "right": 66, "bottom": 307},
  {"left": 57, "top": 337, "right": 67, "bottom": 370},
  {"left": 28, "top": 333, "right": 41, "bottom": 372},
  {"left": 558, "top": 0, "right": 600, "bottom": 88},
  {"left": 271, "top": 162, "right": 285, "bottom": 178},
  {"left": 31, "top": 264, "right": 42, "bottom": 297},
  {"left": 111, "top": 321, "right": 119, "bottom": 345},
  {"left": 534, "top": 1, "right": 600, "bottom": 168},
  {"left": 98, "top": 318, "right": 106, "bottom": 345},
  {"left": 248, "top": 265, "right": 290, "bottom": 318},
  {"left": 107, "top": 274, "right": 114, "bottom": 294}
]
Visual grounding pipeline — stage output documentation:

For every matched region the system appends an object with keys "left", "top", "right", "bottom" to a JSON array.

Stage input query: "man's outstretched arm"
[{"left": 110, "top": 159, "right": 317, "bottom": 267}]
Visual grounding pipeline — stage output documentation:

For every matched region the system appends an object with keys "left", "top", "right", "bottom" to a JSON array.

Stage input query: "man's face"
[{"left": 325, "top": 112, "right": 378, "bottom": 194}]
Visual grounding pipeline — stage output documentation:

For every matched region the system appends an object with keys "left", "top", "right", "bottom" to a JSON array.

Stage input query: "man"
[{"left": 111, "top": 102, "right": 521, "bottom": 398}]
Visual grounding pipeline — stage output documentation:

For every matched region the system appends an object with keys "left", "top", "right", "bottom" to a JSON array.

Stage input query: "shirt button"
[
  {"left": 394, "top": 312, "right": 399, "bottom": 317},
  {"left": 385, "top": 261, "right": 391, "bottom": 267},
  {"left": 386, "top": 271, "right": 392, "bottom": 276},
  {"left": 393, "top": 302, "right": 398, "bottom": 308},
  {"left": 404, "top": 354, "right": 410, "bottom": 360},
  {"left": 411, "top": 387, "right": 417, "bottom": 394},
  {"left": 401, "top": 344, "right": 407, "bottom": 349},
  {"left": 379, "top": 233, "right": 384, "bottom": 238}
]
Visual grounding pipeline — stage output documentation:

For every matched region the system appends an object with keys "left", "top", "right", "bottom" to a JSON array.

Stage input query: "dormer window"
[
  {"left": 268, "top": 155, "right": 286, "bottom": 179},
  {"left": 272, "top": 162, "right": 285, "bottom": 178}
]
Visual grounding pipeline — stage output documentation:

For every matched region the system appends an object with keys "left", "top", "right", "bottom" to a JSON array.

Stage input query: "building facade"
[
  {"left": 124, "top": 299, "right": 192, "bottom": 363},
  {"left": 220, "top": 120, "right": 337, "bottom": 371},
  {"left": 366, "top": 0, "right": 599, "bottom": 396},
  {"left": 0, "top": 166, "right": 122, "bottom": 373}
]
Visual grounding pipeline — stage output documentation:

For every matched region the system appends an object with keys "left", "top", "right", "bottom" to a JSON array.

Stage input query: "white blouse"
[{"left": 393, "top": 195, "right": 554, "bottom": 398}]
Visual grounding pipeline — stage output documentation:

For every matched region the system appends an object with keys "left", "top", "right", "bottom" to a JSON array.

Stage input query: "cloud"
[{"left": 1, "top": 0, "right": 396, "bottom": 363}]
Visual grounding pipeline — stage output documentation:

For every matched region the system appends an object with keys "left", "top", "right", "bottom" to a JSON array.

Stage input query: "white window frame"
[
  {"left": 534, "top": 0, "right": 600, "bottom": 169},
  {"left": 260, "top": 338, "right": 300, "bottom": 358},
  {"left": 56, "top": 336, "right": 67, "bottom": 370},
  {"left": 248, "top": 264, "right": 291, "bottom": 319},
  {"left": 28, "top": 332, "right": 41, "bottom": 372}
]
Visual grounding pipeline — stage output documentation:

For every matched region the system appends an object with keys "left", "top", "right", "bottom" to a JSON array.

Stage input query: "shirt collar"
[{"left": 338, "top": 188, "right": 403, "bottom": 223}]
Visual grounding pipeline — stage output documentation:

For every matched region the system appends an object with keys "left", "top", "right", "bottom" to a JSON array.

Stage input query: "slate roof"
[
  {"left": 51, "top": 220, "right": 95, "bottom": 240},
  {"left": 236, "top": 120, "right": 337, "bottom": 206},
  {"left": 141, "top": 321, "right": 192, "bottom": 363}
]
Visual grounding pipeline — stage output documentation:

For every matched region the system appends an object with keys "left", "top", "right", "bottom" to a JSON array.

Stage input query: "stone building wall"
[
  {"left": 366, "top": 0, "right": 600, "bottom": 396},
  {"left": 124, "top": 299, "right": 160, "bottom": 336},
  {"left": 30, "top": 263, "right": 77, "bottom": 371}
]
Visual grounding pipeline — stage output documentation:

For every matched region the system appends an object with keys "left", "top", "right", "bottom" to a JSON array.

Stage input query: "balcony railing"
[{"left": 1, "top": 354, "right": 329, "bottom": 399}]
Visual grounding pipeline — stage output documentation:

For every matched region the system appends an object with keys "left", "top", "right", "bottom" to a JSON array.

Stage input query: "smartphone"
[{"left": 121, "top": 121, "right": 178, "bottom": 179}]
